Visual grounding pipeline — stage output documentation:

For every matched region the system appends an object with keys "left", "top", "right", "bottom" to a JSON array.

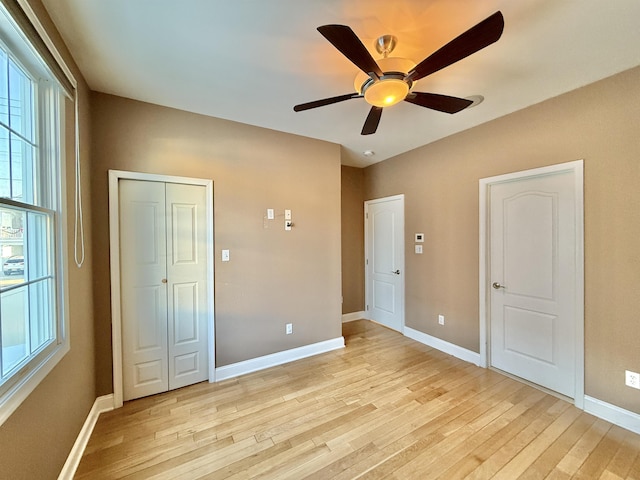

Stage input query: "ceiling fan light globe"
[{"left": 364, "top": 78, "right": 409, "bottom": 107}]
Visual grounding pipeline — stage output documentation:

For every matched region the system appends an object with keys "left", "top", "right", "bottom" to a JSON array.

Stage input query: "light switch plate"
[
  {"left": 415, "top": 245, "right": 423, "bottom": 254},
  {"left": 267, "top": 208, "right": 274, "bottom": 220},
  {"left": 221, "top": 249, "right": 230, "bottom": 262},
  {"left": 285, "top": 209, "right": 292, "bottom": 220}
]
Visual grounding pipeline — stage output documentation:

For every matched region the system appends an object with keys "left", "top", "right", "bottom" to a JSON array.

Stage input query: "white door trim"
[
  {"left": 108, "top": 170, "right": 215, "bottom": 408},
  {"left": 364, "top": 194, "right": 405, "bottom": 332},
  {"left": 479, "top": 160, "right": 584, "bottom": 408}
]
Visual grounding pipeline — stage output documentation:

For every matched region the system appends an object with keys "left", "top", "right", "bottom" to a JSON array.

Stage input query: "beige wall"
[
  {"left": 364, "top": 66, "right": 640, "bottom": 414},
  {"left": 91, "top": 93, "right": 343, "bottom": 394},
  {"left": 0, "top": 1, "right": 96, "bottom": 478},
  {"left": 341, "top": 165, "right": 365, "bottom": 314}
]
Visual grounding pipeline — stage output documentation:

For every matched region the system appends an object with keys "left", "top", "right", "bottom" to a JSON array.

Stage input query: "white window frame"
[{"left": 0, "top": 4, "right": 69, "bottom": 427}]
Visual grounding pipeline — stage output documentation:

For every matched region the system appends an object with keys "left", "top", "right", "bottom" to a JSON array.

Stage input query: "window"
[{"left": 0, "top": 5, "right": 68, "bottom": 425}]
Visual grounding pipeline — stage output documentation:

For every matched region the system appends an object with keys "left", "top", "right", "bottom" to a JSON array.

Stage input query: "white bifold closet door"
[{"left": 119, "top": 180, "right": 208, "bottom": 401}]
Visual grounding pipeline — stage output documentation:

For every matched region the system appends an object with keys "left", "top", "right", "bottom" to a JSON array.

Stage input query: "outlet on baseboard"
[
  {"left": 626, "top": 370, "right": 640, "bottom": 389},
  {"left": 438, "top": 314, "right": 445, "bottom": 326}
]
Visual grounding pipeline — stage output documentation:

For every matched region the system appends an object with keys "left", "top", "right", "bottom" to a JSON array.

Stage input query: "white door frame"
[
  {"left": 479, "top": 160, "right": 584, "bottom": 408},
  {"left": 364, "top": 194, "right": 405, "bottom": 332},
  {"left": 108, "top": 170, "right": 215, "bottom": 408}
]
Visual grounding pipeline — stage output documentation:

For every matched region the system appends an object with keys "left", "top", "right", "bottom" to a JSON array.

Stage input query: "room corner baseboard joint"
[{"left": 342, "top": 311, "right": 366, "bottom": 323}]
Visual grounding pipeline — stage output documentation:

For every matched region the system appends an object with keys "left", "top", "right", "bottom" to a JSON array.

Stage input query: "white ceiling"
[{"left": 41, "top": 0, "right": 640, "bottom": 167}]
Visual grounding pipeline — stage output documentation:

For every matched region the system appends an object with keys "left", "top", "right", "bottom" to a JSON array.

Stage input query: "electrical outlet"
[
  {"left": 286, "top": 323, "right": 293, "bottom": 335},
  {"left": 625, "top": 370, "right": 640, "bottom": 389},
  {"left": 438, "top": 314, "right": 445, "bottom": 326}
]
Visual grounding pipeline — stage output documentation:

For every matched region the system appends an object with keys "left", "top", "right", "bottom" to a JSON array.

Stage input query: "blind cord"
[{"left": 73, "top": 94, "right": 84, "bottom": 268}]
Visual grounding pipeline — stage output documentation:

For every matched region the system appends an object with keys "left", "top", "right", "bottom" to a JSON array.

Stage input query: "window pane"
[
  {"left": 10, "top": 134, "right": 34, "bottom": 204},
  {"left": 9, "top": 134, "right": 22, "bottom": 201},
  {"left": 0, "top": 127, "right": 8, "bottom": 198},
  {"left": 0, "top": 49, "right": 7, "bottom": 126},
  {"left": 0, "top": 131, "right": 34, "bottom": 203},
  {"left": 1, "top": 285, "right": 28, "bottom": 376},
  {"left": 0, "top": 206, "right": 24, "bottom": 288},
  {"left": 26, "top": 210, "right": 49, "bottom": 280},
  {"left": 29, "top": 279, "right": 53, "bottom": 353},
  {"left": 8, "top": 59, "right": 33, "bottom": 141}
]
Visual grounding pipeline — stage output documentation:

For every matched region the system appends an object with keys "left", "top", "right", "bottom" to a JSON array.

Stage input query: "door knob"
[
  {"left": 161, "top": 278, "right": 168, "bottom": 284},
  {"left": 492, "top": 282, "right": 505, "bottom": 289},
  {"left": 392, "top": 270, "right": 400, "bottom": 275}
]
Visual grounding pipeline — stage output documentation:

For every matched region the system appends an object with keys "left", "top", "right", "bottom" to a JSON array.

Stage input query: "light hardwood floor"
[{"left": 75, "top": 320, "right": 640, "bottom": 479}]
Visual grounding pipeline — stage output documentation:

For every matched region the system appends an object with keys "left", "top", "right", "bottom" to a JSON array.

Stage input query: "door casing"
[
  {"left": 109, "top": 170, "right": 215, "bottom": 408},
  {"left": 479, "top": 160, "right": 584, "bottom": 408}
]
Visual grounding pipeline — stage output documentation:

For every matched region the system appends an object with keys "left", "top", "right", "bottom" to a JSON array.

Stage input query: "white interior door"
[
  {"left": 489, "top": 170, "right": 577, "bottom": 398},
  {"left": 120, "top": 180, "right": 169, "bottom": 400},
  {"left": 166, "top": 183, "right": 208, "bottom": 391},
  {"left": 366, "top": 196, "right": 404, "bottom": 332},
  {"left": 120, "top": 179, "right": 208, "bottom": 401}
]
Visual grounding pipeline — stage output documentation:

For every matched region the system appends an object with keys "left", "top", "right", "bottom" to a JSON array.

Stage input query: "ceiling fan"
[{"left": 293, "top": 11, "right": 504, "bottom": 135}]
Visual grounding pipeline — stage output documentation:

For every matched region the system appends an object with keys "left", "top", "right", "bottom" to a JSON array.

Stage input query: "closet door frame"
[{"left": 108, "top": 170, "right": 215, "bottom": 409}]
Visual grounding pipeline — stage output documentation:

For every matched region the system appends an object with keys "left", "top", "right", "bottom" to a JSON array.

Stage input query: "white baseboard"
[
  {"left": 403, "top": 325, "right": 639, "bottom": 434},
  {"left": 404, "top": 326, "right": 482, "bottom": 366},
  {"left": 584, "top": 395, "right": 640, "bottom": 435},
  {"left": 58, "top": 394, "right": 114, "bottom": 480},
  {"left": 342, "top": 311, "right": 366, "bottom": 323},
  {"left": 215, "top": 337, "right": 345, "bottom": 382}
]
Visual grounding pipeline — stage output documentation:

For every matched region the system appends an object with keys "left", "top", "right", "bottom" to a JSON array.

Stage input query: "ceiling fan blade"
[
  {"left": 407, "top": 11, "right": 504, "bottom": 82},
  {"left": 361, "top": 106, "right": 383, "bottom": 135},
  {"left": 294, "top": 93, "right": 361, "bottom": 112},
  {"left": 317, "top": 25, "right": 383, "bottom": 78},
  {"left": 404, "top": 92, "right": 473, "bottom": 113}
]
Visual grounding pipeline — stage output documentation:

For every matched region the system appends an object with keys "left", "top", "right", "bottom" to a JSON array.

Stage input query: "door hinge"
[
  {"left": 366, "top": 212, "right": 368, "bottom": 219},
  {"left": 366, "top": 305, "right": 369, "bottom": 310},
  {"left": 366, "top": 258, "right": 368, "bottom": 265}
]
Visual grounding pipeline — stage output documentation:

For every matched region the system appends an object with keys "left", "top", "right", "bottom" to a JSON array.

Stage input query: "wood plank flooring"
[{"left": 75, "top": 320, "right": 640, "bottom": 479}]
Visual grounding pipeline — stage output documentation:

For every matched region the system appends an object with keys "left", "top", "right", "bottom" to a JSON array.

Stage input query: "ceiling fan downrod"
[{"left": 375, "top": 34, "right": 397, "bottom": 58}]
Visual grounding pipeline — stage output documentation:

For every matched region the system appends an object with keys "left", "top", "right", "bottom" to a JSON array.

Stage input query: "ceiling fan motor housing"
[{"left": 354, "top": 57, "right": 416, "bottom": 107}]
